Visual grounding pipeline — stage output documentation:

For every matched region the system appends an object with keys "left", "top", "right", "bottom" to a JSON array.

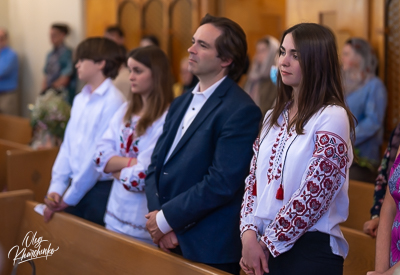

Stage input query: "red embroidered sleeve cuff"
[
  {"left": 240, "top": 224, "right": 258, "bottom": 238},
  {"left": 261, "top": 235, "right": 281, "bottom": 257}
]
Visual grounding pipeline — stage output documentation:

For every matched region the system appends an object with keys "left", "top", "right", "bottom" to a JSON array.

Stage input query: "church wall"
[{"left": 8, "top": 0, "right": 84, "bottom": 116}]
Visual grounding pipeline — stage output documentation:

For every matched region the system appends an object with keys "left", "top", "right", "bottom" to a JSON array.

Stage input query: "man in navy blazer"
[{"left": 145, "top": 14, "right": 262, "bottom": 274}]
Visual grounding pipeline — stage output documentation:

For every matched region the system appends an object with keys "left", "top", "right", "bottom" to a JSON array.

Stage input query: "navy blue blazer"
[{"left": 145, "top": 77, "right": 262, "bottom": 264}]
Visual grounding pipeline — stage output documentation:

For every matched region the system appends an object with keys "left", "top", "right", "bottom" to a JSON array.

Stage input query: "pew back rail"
[{"left": 0, "top": 191, "right": 229, "bottom": 275}]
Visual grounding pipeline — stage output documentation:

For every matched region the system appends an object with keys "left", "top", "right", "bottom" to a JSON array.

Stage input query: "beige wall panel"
[
  {"left": 85, "top": 0, "right": 118, "bottom": 37},
  {"left": 119, "top": 1, "right": 141, "bottom": 50},
  {"left": 8, "top": 0, "right": 84, "bottom": 117},
  {"left": 370, "top": 0, "right": 385, "bottom": 79},
  {"left": 218, "top": 0, "right": 286, "bottom": 62},
  {"left": 143, "top": 0, "right": 164, "bottom": 47},
  {"left": 170, "top": 0, "right": 193, "bottom": 79},
  {"left": 0, "top": 0, "right": 10, "bottom": 30},
  {"left": 286, "top": 0, "right": 368, "bottom": 38}
]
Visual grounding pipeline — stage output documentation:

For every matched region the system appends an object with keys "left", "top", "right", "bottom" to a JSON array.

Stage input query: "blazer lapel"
[
  {"left": 165, "top": 77, "right": 234, "bottom": 164},
  {"left": 155, "top": 92, "right": 193, "bottom": 172}
]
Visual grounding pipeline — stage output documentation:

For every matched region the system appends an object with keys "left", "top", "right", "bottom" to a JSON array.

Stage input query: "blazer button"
[{"left": 163, "top": 172, "right": 168, "bottom": 175}]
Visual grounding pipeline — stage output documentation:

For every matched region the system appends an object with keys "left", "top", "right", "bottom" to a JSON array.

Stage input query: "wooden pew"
[
  {"left": 0, "top": 114, "right": 32, "bottom": 145},
  {"left": 341, "top": 226, "right": 375, "bottom": 275},
  {"left": 0, "top": 139, "right": 32, "bottom": 192},
  {"left": 1, "top": 197, "right": 230, "bottom": 275},
  {"left": 6, "top": 148, "right": 59, "bottom": 202},
  {"left": 0, "top": 190, "right": 34, "bottom": 275},
  {"left": 341, "top": 180, "right": 375, "bottom": 231}
]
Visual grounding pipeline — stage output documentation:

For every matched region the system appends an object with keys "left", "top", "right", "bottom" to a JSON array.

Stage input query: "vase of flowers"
[{"left": 29, "top": 88, "right": 71, "bottom": 149}]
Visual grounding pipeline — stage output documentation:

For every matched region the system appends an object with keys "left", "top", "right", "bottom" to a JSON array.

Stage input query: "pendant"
[{"left": 276, "top": 184, "right": 284, "bottom": 200}]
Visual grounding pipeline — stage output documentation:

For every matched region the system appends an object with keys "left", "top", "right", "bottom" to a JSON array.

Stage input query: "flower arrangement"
[{"left": 29, "top": 88, "right": 71, "bottom": 148}]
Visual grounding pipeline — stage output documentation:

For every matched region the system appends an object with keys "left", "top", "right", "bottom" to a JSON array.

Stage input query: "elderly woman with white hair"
[
  {"left": 244, "top": 35, "right": 280, "bottom": 115},
  {"left": 342, "top": 38, "right": 387, "bottom": 183}
]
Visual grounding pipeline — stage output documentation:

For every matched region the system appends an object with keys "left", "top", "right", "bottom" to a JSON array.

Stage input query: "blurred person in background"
[
  {"left": 42, "top": 23, "right": 76, "bottom": 104},
  {"left": 104, "top": 25, "right": 126, "bottom": 50},
  {"left": 342, "top": 38, "right": 387, "bottom": 183},
  {"left": 244, "top": 35, "right": 279, "bottom": 115},
  {"left": 363, "top": 124, "right": 400, "bottom": 238},
  {"left": 173, "top": 57, "right": 198, "bottom": 97},
  {"left": 104, "top": 25, "right": 130, "bottom": 100},
  {"left": 139, "top": 35, "right": 159, "bottom": 48},
  {"left": 0, "top": 28, "right": 19, "bottom": 115}
]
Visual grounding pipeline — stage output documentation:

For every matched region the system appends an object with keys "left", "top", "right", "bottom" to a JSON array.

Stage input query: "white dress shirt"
[
  {"left": 95, "top": 103, "right": 167, "bottom": 241},
  {"left": 47, "top": 78, "right": 125, "bottom": 206},
  {"left": 240, "top": 105, "right": 353, "bottom": 258},
  {"left": 157, "top": 76, "right": 226, "bottom": 234}
]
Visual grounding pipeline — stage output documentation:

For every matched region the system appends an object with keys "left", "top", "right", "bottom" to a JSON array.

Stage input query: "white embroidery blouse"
[
  {"left": 95, "top": 102, "right": 167, "bottom": 240},
  {"left": 240, "top": 105, "right": 353, "bottom": 259}
]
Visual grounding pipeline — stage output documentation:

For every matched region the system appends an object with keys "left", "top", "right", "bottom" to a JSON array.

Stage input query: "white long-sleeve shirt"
[
  {"left": 95, "top": 103, "right": 167, "bottom": 240},
  {"left": 240, "top": 105, "right": 353, "bottom": 258},
  {"left": 47, "top": 78, "right": 125, "bottom": 206}
]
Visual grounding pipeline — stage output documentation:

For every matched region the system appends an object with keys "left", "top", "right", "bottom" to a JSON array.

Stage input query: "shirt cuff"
[
  {"left": 47, "top": 182, "right": 68, "bottom": 198},
  {"left": 156, "top": 210, "right": 173, "bottom": 234},
  {"left": 62, "top": 185, "right": 84, "bottom": 206}
]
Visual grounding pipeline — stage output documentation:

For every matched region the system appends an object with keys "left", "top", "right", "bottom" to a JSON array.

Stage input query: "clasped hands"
[
  {"left": 145, "top": 210, "right": 179, "bottom": 253},
  {"left": 240, "top": 230, "right": 270, "bottom": 275},
  {"left": 43, "top": 192, "right": 69, "bottom": 222}
]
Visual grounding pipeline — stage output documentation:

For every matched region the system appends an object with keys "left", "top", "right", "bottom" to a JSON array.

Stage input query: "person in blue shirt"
[
  {"left": 42, "top": 23, "right": 76, "bottom": 105},
  {"left": 0, "top": 28, "right": 19, "bottom": 115},
  {"left": 342, "top": 38, "right": 387, "bottom": 183}
]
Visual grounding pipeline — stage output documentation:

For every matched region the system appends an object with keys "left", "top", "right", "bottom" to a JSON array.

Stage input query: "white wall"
[
  {"left": 0, "top": 0, "right": 10, "bottom": 29},
  {"left": 8, "top": 0, "right": 84, "bottom": 116}
]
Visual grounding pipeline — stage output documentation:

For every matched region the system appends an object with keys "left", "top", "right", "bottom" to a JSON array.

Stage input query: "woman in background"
[
  {"left": 244, "top": 35, "right": 279, "bottom": 115},
  {"left": 342, "top": 38, "right": 387, "bottom": 183}
]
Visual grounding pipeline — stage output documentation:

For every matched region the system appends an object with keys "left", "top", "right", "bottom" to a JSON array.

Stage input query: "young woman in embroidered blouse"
[
  {"left": 94, "top": 46, "right": 173, "bottom": 244},
  {"left": 240, "top": 23, "right": 356, "bottom": 275}
]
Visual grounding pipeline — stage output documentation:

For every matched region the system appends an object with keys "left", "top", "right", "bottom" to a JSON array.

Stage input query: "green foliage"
[{"left": 30, "top": 89, "right": 71, "bottom": 140}]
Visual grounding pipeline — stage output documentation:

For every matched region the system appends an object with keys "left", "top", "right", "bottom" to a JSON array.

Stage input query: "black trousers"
[
  {"left": 267, "top": 232, "right": 344, "bottom": 275},
  {"left": 64, "top": 179, "right": 113, "bottom": 226},
  {"left": 170, "top": 246, "right": 241, "bottom": 275}
]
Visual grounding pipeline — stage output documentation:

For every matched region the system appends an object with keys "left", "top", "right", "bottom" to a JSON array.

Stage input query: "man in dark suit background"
[{"left": 145, "top": 14, "right": 262, "bottom": 275}]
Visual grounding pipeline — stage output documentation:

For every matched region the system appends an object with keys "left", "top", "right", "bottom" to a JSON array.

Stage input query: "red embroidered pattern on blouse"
[
  {"left": 94, "top": 151, "right": 103, "bottom": 167},
  {"left": 267, "top": 121, "right": 294, "bottom": 185},
  {"left": 121, "top": 170, "right": 147, "bottom": 192},
  {"left": 262, "top": 131, "right": 348, "bottom": 256},
  {"left": 120, "top": 121, "right": 139, "bottom": 158},
  {"left": 240, "top": 138, "right": 260, "bottom": 235}
]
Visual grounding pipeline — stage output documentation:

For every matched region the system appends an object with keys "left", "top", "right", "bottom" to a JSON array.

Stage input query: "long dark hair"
[
  {"left": 267, "top": 23, "right": 355, "bottom": 142},
  {"left": 124, "top": 46, "right": 174, "bottom": 136}
]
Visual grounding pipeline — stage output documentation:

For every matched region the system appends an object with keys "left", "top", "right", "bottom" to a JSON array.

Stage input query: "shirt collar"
[
  {"left": 53, "top": 43, "right": 66, "bottom": 52},
  {"left": 191, "top": 76, "right": 227, "bottom": 99},
  {"left": 81, "top": 78, "right": 112, "bottom": 96}
]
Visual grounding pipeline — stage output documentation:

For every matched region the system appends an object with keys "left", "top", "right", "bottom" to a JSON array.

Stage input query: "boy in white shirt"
[{"left": 43, "top": 37, "right": 125, "bottom": 225}]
